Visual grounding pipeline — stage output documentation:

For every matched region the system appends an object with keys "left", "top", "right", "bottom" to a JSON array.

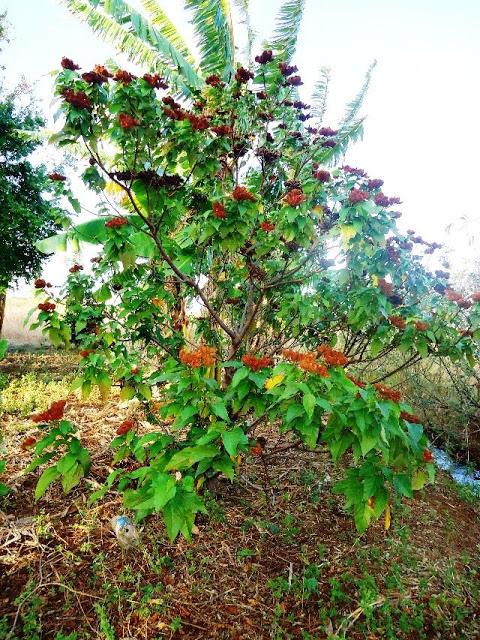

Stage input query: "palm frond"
[
  {"left": 269, "top": 0, "right": 305, "bottom": 62},
  {"left": 141, "top": 0, "right": 196, "bottom": 66},
  {"left": 184, "top": 0, "right": 235, "bottom": 80},
  {"left": 233, "top": 0, "right": 255, "bottom": 65},
  {"left": 311, "top": 66, "right": 331, "bottom": 124},
  {"left": 339, "top": 60, "right": 377, "bottom": 129},
  {"left": 60, "top": 0, "right": 202, "bottom": 93}
]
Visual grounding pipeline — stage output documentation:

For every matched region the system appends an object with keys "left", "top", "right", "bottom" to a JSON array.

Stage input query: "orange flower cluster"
[
  {"left": 423, "top": 449, "right": 434, "bottom": 462},
  {"left": 242, "top": 354, "right": 273, "bottom": 371},
  {"left": 415, "top": 321, "right": 429, "bottom": 331},
  {"left": 119, "top": 113, "right": 140, "bottom": 129},
  {"left": 105, "top": 217, "right": 128, "bottom": 228},
  {"left": 179, "top": 346, "right": 216, "bottom": 368},
  {"left": 21, "top": 436, "right": 36, "bottom": 450},
  {"left": 389, "top": 315, "right": 406, "bottom": 330},
  {"left": 69, "top": 264, "right": 83, "bottom": 273},
  {"left": 48, "top": 172, "right": 66, "bottom": 181},
  {"left": 260, "top": 221, "right": 275, "bottom": 232},
  {"left": 378, "top": 278, "right": 394, "bottom": 297},
  {"left": 318, "top": 344, "right": 349, "bottom": 367},
  {"left": 374, "top": 383, "right": 401, "bottom": 403},
  {"left": 116, "top": 418, "right": 136, "bottom": 435},
  {"left": 114, "top": 69, "right": 136, "bottom": 84},
  {"left": 94, "top": 64, "right": 113, "bottom": 79},
  {"left": 62, "top": 89, "right": 92, "bottom": 110},
  {"left": 213, "top": 202, "right": 227, "bottom": 219},
  {"left": 282, "top": 350, "right": 329, "bottom": 377},
  {"left": 232, "top": 186, "right": 256, "bottom": 202},
  {"left": 38, "top": 302, "right": 56, "bottom": 312},
  {"left": 283, "top": 188, "right": 305, "bottom": 207},
  {"left": 282, "top": 349, "right": 305, "bottom": 363},
  {"left": 346, "top": 374, "right": 366, "bottom": 389},
  {"left": 31, "top": 400, "right": 67, "bottom": 423},
  {"left": 400, "top": 411, "right": 422, "bottom": 424}
]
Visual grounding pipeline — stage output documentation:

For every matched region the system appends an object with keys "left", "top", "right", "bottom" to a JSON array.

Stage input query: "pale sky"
[{"left": 2, "top": 0, "right": 480, "bottom": 287}]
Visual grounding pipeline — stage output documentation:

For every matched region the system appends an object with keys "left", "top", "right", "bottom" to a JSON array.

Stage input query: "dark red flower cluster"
[
  {"left": 313, "top": 169, "right": 331, "bottom": 183},
  {"left": 143, "top": 73, "right": 168, "bottom": 89},
  {"left": 260, "top": 221, "right": 275, "bottom": 232},
  {"left": 284, "top": 188, "right": 305, "bottom": 206},
  {"left": 367, "top": 178, "right": 384, "bottom": 190},
  {"left": 69, "top": 264, "right": 83, "bottom": 274},
  {"left": 279, "top": 63, "right": 298, "bottom": 76},
  {"left": 321, "top": 139, "right": 336, "bottom": 148},
  {"left": 445, "top": 288, "right": 463, "bottom": 303},
  {"left": 31, "top": 400, "right": 67, "bottom": 423},
  {"left": 287, "top": 75, "right": 303, "bottom": 86},
  {"left": 205, "top": 74, "right": 223, "bottom": 87},
  {"left": 235, "top": 67, "right": 254, "bottom": 83},
  {"left": 348, "top": 189, "right": 369, "bottom": 204},
  {"left": 423, "top": 449, "right": 434, "bottom": 462},
  {"left": 242, "top": 354, "right": 273, "bottom": 371},
  {"left": 105, "top": 217, "right": 128, "bottom": 229},
  {"left": 374, "top": 383, "right": 401, "bottom": 403},
  {"left": 318, "top": 344, "right": 349, "bottom": 367},
  {"left": 38, "top": 302, "right": 56, "bottom": 312},
  {"left": 163, "top": 107, "right": 186, "bottom": 121},
  {"left": 346, "top": 374, "right": 366, "bottom": 389},
  {"left": 256, "top": 91, "right": 267, "bottom": 100},
  {"left": 415, "top": 321, "right": 429, "bottom": 331},
  {"left": 113, "top": 69, "right": 136, "bottom": 84},
  {"left": 79, "top": 349, "right": 93, "bottom": 358},
  {"left": 186, "top": 112, "right": 210, "bottom": 130},
  {"left": 179, "top": 346, "right": 216, "bottom": 368},
  {"left": 116, "top": 418, "right": 136, "bottom": 436},
  {"left": 400, "top": 411, "right": 422, "bottom": 424},
  {"left": 62, "top": 89, "right": 92, "bottom": 110},
  {"left": 21, "top": 436, "right": 37, "bottom": 450},
  {"left": 471, "top": 291, "right": 480, "bottom": 302},
  {"left": 318, "top": 127, "right": 338, "bottom": 137},
  {"left": 82, "top": 71, "right": 108, "bottom": 85},
  {"left": 343, "top": 165, "right": 367, "bottom": 177},
  {"left": 378, "top": 278, "right": 394, "bottom": 297},
  {"left": 389, "top": 315, "right": 406, "bottom": 330},
  {"left": 94, "top": 64, "right": 113, "bottom": 79},
  {"left": 119, "top": 113, "right": 140, "bottom": 129},
  {"left": 34, "top": 278, "right": 46, "bottom": 289},
  {"left": 213, "top": 202, "right": 227, "bottom": 219},
  {"left": 232, "top": 186, "right": 256, "bottom": 202},
  {"left": 48, "top": 172, "right": 66, "bottom": 181},
  {"left": 211, "top": 125, "right": 232, "bottom": 136},
  {"left": 61, "top": 57, "right": 80, "bottom": 71},
  {"left": 255, "top": 49, "right": 274, "bottom": 64},
  {"left": 374, "top": 193, "right": 401, "bottom": 207}
]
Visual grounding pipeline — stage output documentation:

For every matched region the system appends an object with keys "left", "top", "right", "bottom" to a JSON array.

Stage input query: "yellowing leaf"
[
  {"left": 411, "top": 469, "right": 428, "bottom": 490},
  {"left": 218, "top": 271, "right": 226, "bottom": 281},
  {"left": 372, "top": 274, "right": 379, "bottom": 286},
  {"left": 265, "top": 374, "right": 285, "bottom": 390},
  {"left": 340, "top": 224, "right": 357, "bottom": 246},
  {"left": 196, "top": 476, "right": 205, "bottom": 490},
  {"left": 312, "top": 205, "right": 324, "bottom": 218},
  {"left": 385, "top": 504, "right": 391, "bottom": 530}
]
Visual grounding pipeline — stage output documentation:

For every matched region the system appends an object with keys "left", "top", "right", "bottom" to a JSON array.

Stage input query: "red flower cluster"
[
  {"left": 235, "top": 67, "right": 254, "bottom": 83},
  {"left": 116, "top": 418, "right": 136, "bottom": 436},
  {"left": 105, "top": 217, "right": 128, "bottom": 229},
  {"left": 343, "top": 165, "right": 367, "bottom": 177},
  {"left": 288, "top": 75, "right": 303, "bottom": 86},
  {"left": 213, "top": 202, "right": 227, "bottom": 219},
  {"left": 31, "top": 400, "right": 67, "bottom": 423},
  {"left": 232, "top": 186, "right": 256, "bottom": 202},
  {"left": 186, "top": 113, "right": 210, "bottom": 130},
  {"left": 400, "top": 411, "right": 422, "bottom": 424},
  {"left": 374, "top": 193, "right": 401, "bottom": 207},
  {"left": 242, "top": 354, "right": 273, "bottom": 371},
  {"left": 445, "top": 288, "right": 463, "bottom": 303},
  {"left": 318, "top": 127, "right": 338, "bottom": 137},
  {"left": 211, "top": 125, "right": 232, "bottom": 136},
  {"left": 283, "top": 189, "right": 305, "bottom": 207},
  {"left": 260, "top": 221, "right": 275, "bottom": 232},
  {"left": 61, "top": 57, "right": 80, "bottom": 71},
  {"left": 378, "top": 278, "right": 394, "bottom": 297},
  {"left": 415, "top": 321, "right": 429, "bottom": 331},
  {"left": 38, "top": 302, "right": 56, "bottom": 312},
  {"left": 470, "top": 291, "right": 480, "bottom": 302},
  {"left": 318, "top": 344, "right": 349, "bottom": 367},
  {"left": 143, "top": 73, "right": 167, "bottom": 89},
  {"left": 279, "top": 63, "right": 298, "bottom": 76},
  {"left": 423, "top": 449, "right": 434, "bottom": 463},
  {"left": 34, "top": 278, "right": 46, "bottom": 289},
  {"left": 94, "top": 64, "right": 113, "bottom": 79},
  {"left": 21, "top": 436, "right": 37, "bottom": 450},
  {"left": 389, "top": 315, "right": 406, "bottom": 330},
  {"left": 374, "top": 383, "right": 401, "bottom": 403},
  {"left": 313, "top": 169, "right": 331, "bottom": 183},
  {"left": 348, "top": 189, "right": 369, "bottom": 205},
  {"left": 255, "top": 49, "right": 274, "bottom": 64},
  {"left": 82, "top": 71, "right": 108, "bottom": 85},
  {"left": 69, "top": 264, "right": 83, "bottom": 273},
  {"left": 179, "top": 346, "right": 216, "bottom": 368},
  {"left": 163, "top": 107, "right": 186, "bottom": 121},
  {"left": 346, "top": 374, "right": 366, "bottom": 389},
  {"left": 79, "top": 349, "right": 94, "bottom": 358},
  {"left": 205, "top": 74, "right": 223, "bottom": 87},
  {"left": 62, "top": 89, "right": 92, "bottom": 110},
  {"left": 48, "top": 172, "right": 66, "bottom": 181},
  {"left": 119, "top": 113, "right": 140, "bottom": 129},
  {"left": 367, "top": 178, "right": 384, "bottom": 190},
  {"left": 114, "top": 69, "right": 136, "bottom": 84}
]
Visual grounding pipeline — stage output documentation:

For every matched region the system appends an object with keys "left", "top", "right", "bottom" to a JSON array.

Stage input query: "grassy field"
[{"left": 0, "top": 353, "right": 479, "bottom": 639}]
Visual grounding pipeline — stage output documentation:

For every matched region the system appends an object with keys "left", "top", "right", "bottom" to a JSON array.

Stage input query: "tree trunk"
[{"left": 0, "top": 291, "right": 5, "bottom": 336}]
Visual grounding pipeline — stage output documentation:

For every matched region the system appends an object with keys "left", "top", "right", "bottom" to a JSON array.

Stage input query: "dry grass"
[{"left": 2, "top": 295, "right": 46, "bottom": 347}]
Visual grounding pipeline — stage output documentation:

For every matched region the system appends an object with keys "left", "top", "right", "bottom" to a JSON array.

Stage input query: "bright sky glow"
[{"left": 2, "top": 0, "right": 479, "bottom": 287}]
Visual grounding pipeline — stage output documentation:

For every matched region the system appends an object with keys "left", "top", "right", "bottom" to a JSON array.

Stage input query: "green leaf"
[
  {"left": 211, "top": 402, "right": 230, "bottom": 422},
  {"left": 286, "top": 404, "right": 304, "bottom": 423},
  {"left": 212, "top": 455, "right": 235, "bottom": 480},
  {"left": 393, "top": 474, "right": 413, "bottom": 498},
  {"left": 165, "top": 445, "right": 219, "bottom": 471},
  {"left": 303, "top": 392, "right": 315, "bottom": 420},
  {"left": 35, "top": 466, "right": 61, "bottom": 501},
  {"left": 221, "top": 427, "right": 248, "bottom": 457},
  {"left": 0, "top": 339, "right": 8, "bottom": 359},
  {"left": 230, "top": 367, "right": 249, "bottom": 388},
  {"left": 162, "top": 489, "right": 206, "bottom": 541},
  {"left": 61, "top": 462, "right": 85, "bottom": 493}
]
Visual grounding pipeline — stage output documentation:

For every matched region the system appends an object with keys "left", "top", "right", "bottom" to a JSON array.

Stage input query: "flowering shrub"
[{"left": 30, "top": 52, "right": 480, "bottom": 539}]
